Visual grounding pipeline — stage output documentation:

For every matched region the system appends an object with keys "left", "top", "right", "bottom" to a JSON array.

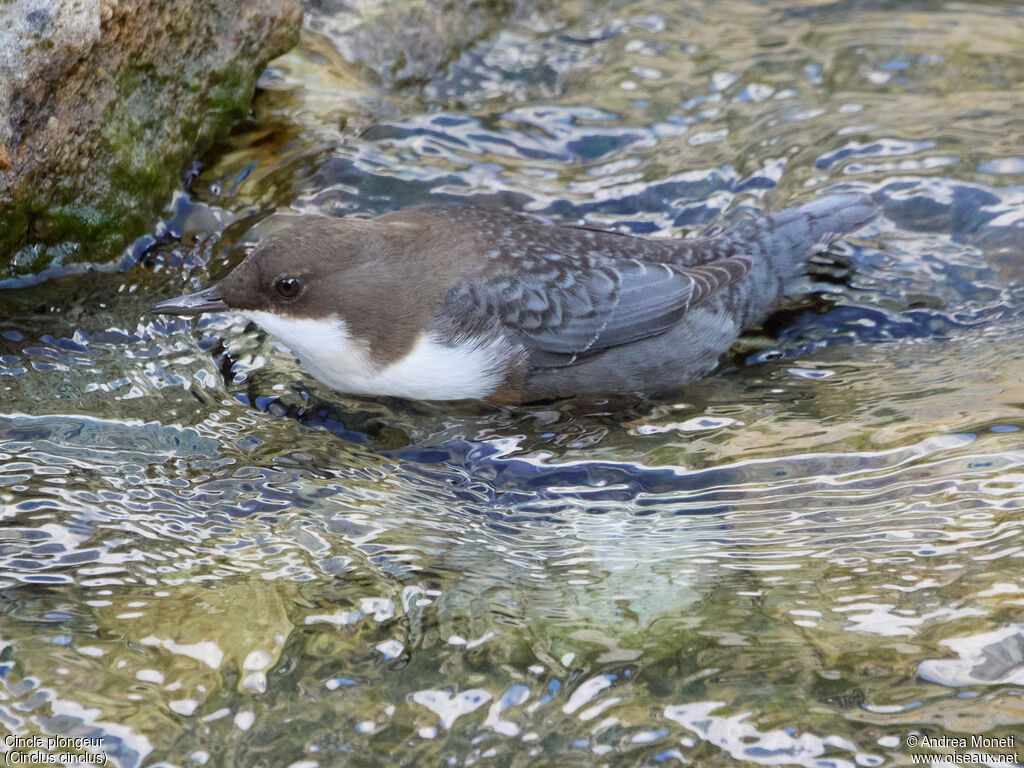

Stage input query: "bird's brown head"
[{"left": 149, "top": 213, "right": 459, "bottom": 365}]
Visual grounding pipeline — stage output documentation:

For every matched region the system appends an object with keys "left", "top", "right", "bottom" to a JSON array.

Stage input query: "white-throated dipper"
[{"left": 150, "top": 195, "right": 876, "bottom": 403}]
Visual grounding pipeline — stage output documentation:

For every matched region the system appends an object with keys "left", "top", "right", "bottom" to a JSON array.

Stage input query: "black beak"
[{"left": 148, "top": 286, "right": 229, "bottom": 316}]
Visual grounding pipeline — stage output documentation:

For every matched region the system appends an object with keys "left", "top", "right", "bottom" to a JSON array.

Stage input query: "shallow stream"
[{"left": 1, "top": 1, "right": 1023, "bottom": 765}]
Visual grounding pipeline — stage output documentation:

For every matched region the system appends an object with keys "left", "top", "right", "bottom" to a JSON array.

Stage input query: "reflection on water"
[{"left": 2, "top": 0, "right": 1023, "bottom": 765}]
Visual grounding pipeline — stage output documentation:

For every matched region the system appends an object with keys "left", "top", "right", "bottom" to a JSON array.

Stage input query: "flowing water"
[{"left": 1, "top": 0, "right": 1023, "bottom": 765}]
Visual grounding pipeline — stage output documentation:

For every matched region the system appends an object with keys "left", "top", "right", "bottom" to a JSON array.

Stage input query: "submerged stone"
[{"left": 306, "top": 0, "right": 538, "bottom": 89}]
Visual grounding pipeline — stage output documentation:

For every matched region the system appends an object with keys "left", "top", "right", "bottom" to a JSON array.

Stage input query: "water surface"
[{"left": 1, "top": 0, "right": 1023, "bottom": 765}]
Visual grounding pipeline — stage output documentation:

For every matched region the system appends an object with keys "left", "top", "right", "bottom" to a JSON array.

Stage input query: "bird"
[{"left": 150, "top": 194, "right": 876, "bottom": 404}]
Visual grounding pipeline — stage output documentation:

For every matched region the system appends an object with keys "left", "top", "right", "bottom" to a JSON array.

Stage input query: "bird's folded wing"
[{"left": 452, "top": 255, "right": 752, "bottom": 367}]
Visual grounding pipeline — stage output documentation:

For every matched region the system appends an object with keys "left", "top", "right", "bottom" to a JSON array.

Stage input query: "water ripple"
[{"left": 2, "top": 0, "right": 1024, "bottom": 765}]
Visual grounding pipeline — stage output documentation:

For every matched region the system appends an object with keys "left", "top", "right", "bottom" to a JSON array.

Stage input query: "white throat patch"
[{"left": 242, "top": 311, "right": 510, "bottom": 400}]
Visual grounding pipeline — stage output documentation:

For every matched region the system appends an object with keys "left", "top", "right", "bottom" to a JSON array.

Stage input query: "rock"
[
  {"left": 0, "top": 0, "right": 302, "bottom": 279},
  {"left": 305, "top": 0, "right": 535, "bottom": 89}
]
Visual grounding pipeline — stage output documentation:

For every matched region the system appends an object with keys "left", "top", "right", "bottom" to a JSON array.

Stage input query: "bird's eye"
[{"left": 275, "top": 277, "right": 302, "bottom": 299}]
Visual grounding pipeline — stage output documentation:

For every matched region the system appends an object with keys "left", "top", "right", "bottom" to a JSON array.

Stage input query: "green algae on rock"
[{"left": 0, "top": 0, "right": 302, "bottom": 280}]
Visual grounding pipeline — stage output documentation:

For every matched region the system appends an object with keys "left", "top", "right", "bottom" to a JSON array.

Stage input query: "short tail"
[
  {"left": 726, "top": 193, "right": 878, "bottom": 278},
  {"left": 708, "top": 193, "right": 877, "bottom": 329}
]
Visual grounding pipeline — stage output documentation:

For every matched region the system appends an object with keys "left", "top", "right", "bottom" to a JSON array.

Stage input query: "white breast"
[{"left": 242, "top": 311, "right": 511, "bottom": 400}]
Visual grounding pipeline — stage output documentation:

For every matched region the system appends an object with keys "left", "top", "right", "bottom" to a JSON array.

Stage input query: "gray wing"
[{"left": 449, "top": 255, "right": 752, "bottom": 367}]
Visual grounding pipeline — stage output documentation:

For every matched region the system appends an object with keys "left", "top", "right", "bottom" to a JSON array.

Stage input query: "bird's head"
[
  {"left": 151, "top": 215, "right": 403, "bottom": 317},
  {"left": 150, "top": 214, "right": 457, "bottom": 389}
]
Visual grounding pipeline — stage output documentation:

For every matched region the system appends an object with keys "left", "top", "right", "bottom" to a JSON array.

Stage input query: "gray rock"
[
  {"left": 0, "top": 0, "right": 302, "bottom": 279},
  {"left": 305, "top": 0, "right": 536, "bottom": 89}
]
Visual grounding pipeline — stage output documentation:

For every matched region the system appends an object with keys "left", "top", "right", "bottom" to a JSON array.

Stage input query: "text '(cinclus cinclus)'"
[{"left": 150, "top": 195, "right": 876, "bottom": 404}]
